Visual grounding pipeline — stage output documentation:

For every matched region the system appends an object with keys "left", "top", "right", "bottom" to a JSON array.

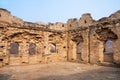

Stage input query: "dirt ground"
[{"left": 0, "top": 62, "right": 120, "bottom": 80}]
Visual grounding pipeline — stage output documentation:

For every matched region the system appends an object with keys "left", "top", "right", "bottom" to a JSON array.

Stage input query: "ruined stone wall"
[
  {"left": 0, "top": 24, "right": 44, "bottom": 65},
  {"left": 48, "top": 22, "right": 67, "bottom": 30},
  {"left": 88, "top": 11, "right": 120, "bottom": 64},
  {"left": 0, "top": 23, "right": 68, "bottom": 66},
  {"left": 66, "top": 11, "right": 120, "bottom": 65},
  {"left": 0, "top": 8, "right": 23, "bottom": 25},
  {"left": 44, "top": 32, "right": 68, "bottom": 62},
  {"left": 66, "top": 14, "right": 93, "bottom": 63},
  {"left": 0, "top": 8, "right": 68, "bottom": 67},
  {"left": 0, "top": 8, "right": 120, "bottom": 67},
  {"left": 67, "top": 28, "right": 89, "bottom": 62},
  {"left": 79, "top": 13, "right": 94, "bottom": 27}
]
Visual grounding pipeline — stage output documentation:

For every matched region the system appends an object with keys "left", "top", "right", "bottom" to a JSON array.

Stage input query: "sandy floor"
[{"left": 0, "top": 62, "right": 120, "bottom": 80}]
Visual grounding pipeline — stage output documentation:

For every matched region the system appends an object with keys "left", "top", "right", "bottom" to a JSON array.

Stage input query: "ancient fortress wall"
[{"left": 0, "top": 8, "right": 120, "bottom": 67}]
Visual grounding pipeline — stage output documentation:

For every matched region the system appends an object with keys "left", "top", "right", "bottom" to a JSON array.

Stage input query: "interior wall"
[{"left": 111, "top": 27, "right": 120, "bottom": 64}]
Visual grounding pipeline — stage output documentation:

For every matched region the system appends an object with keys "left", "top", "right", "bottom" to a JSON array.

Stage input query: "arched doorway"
[
  {"left": 96, "top": 28, "right": 118, "bottom": 63},
  {"left": 9, "top": 42, "right": 20, "bottom": 65},
  {"left": 104, "top": 40, "right": 113, "bottom": 62},
  {"left": 76, "top": 42, "right": 83, "bottom": 61},
  {"left": 9, "top": 42, "right": 19, "bottom": 56},
  {"left": 29, "top": 42, "right": 36, "bottom": 55}
]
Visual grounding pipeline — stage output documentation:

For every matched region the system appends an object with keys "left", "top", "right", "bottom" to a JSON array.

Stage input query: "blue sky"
[{"left": 0, "top": 0, "right": 120, "bottom": 23}]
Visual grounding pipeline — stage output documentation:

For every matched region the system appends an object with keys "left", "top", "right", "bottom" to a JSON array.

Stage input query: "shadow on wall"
[
  {"left": 0, "top": 74, "right": 11, "bottom": 80},
  {"left": 33, "top": 67, "right": 120, "bottom": 80}
]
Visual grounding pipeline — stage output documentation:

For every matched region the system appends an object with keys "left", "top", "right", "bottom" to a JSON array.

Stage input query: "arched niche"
[
  {"left": 69, "top": 34, "right": 84, "bottom": 61},
  {"left": 96, "top": 28, "right": 118, "bottom": 63},
  {"left": 29, "top": 42, "right": 36, "bottom": 55},
  {"left": 50, "top": 43, "right": 56, "bottom": 53},
  {"left": 9, "top": 42, "right": 19, "bottom": 56},
  {"left": 76, "top": 42, "right": 83, "bottom": 61},
  {"left": 104, "top": 40, "right": 114, "bottom": 62}
]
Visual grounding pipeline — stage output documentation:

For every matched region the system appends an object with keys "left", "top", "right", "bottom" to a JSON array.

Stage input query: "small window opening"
[
  {"left": 63, "top": 46, "right": 66, "bottom": 48},
  {"left": 84, "top": 20, "right": 87, "bottom": 24},
  {"left": 0, "top": 59, "right": 3, "bottom": 62},
  {"left": 0, "top": 46, "right": 4, "bottom": 48},
  {"left": 44, "top": 46, "right": 46, "bottom": 48},
  {"left": 50, "top": 43, "right": 56, "bottom": 53},
  {"left": 62, "top": 24, "right": 64, "bottom": 27}
]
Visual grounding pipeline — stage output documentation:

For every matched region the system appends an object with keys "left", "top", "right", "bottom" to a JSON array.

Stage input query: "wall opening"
[
  {"left": 0, "top": 59, "right": 3, "bottom": 62},
  {"left": 96, "top": 28, "right": 118, "bottom": 63},
  {"left": 50, "top": 43, "right": 56, "bottom": 53},
  {"left": 84, "top": 20, "right": 87, "bottom": 24},
  {"left": 76, "top": 42, "right": 83, "bottom": 61},
  {"left": 104, "top": 40, "right": 113, "bottom": 62},
  {"left": 9, "top": 42, "right": 19, "bottom": 55},
  {"left": 62, "top": 24, "right": 64, "bottom": 27},
  {"left": 29, "top": 43, "right": 36, "bottom": 55}
]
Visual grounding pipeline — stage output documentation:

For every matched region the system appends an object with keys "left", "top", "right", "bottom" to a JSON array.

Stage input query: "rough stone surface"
[{"left": 0, "top": 8, "right": 120, "bottom": 67}]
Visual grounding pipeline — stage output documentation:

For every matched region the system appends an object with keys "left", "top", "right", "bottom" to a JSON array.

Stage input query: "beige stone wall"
[
  {"left": 89, "top": 28, "right": 103, "bottom": 64},
  {"left": 111, "top": 24, "right": 120, "bottom": 64},
  {"left": 0, "top": 8, "right": 23, "bottom": 25},
  {"left": 0, "top": 8, "right": 120, "bottom": 67},
  {"left": 48, "top": 22, "right": 67, "bottom": 31},
  {"left": 89, "top": 19, "right": 120, "bottom": 64},
  {"left": 79, "top": 13, "right": 94, "bottom": 27}
]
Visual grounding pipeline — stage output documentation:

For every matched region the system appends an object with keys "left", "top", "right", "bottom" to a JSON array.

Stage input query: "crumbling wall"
[
  {"left": 67, "top": 30, "right": 89, "bottom": 62},
  {"left": 0, "top": 8, "right": 23, "bottom": 25},
  {"left": 0, "top": 8, "right": 120, "bottom": 67},
  {"left": 67, "top": 18, "right": 79, "bottom": 29},
  {"left": 89, "top": 14, "right": 120, "bottom": 64},
  {"left": 43, "top": 31, "right": 68, "bottom": 63},
  {"left": 0, "top": 25, "right": 45, "bottom": 65},
  {"left": 67, "top": 17, "right": 90, "bottom": 62},
  {"left": 48, "top": 22, "right": 67, "bottom": 30},
  {"left": 79, "top": 13, "right": 94, "bottom": 27}
]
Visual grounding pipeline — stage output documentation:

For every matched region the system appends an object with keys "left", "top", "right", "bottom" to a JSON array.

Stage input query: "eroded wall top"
[{"left": 0, "top": 8, "right": 120, "bottom": 32}]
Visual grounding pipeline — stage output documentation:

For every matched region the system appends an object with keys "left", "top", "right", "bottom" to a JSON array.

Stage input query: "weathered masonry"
[{"left": 0, "top": 8, "right": 120, "bottom": 67}]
